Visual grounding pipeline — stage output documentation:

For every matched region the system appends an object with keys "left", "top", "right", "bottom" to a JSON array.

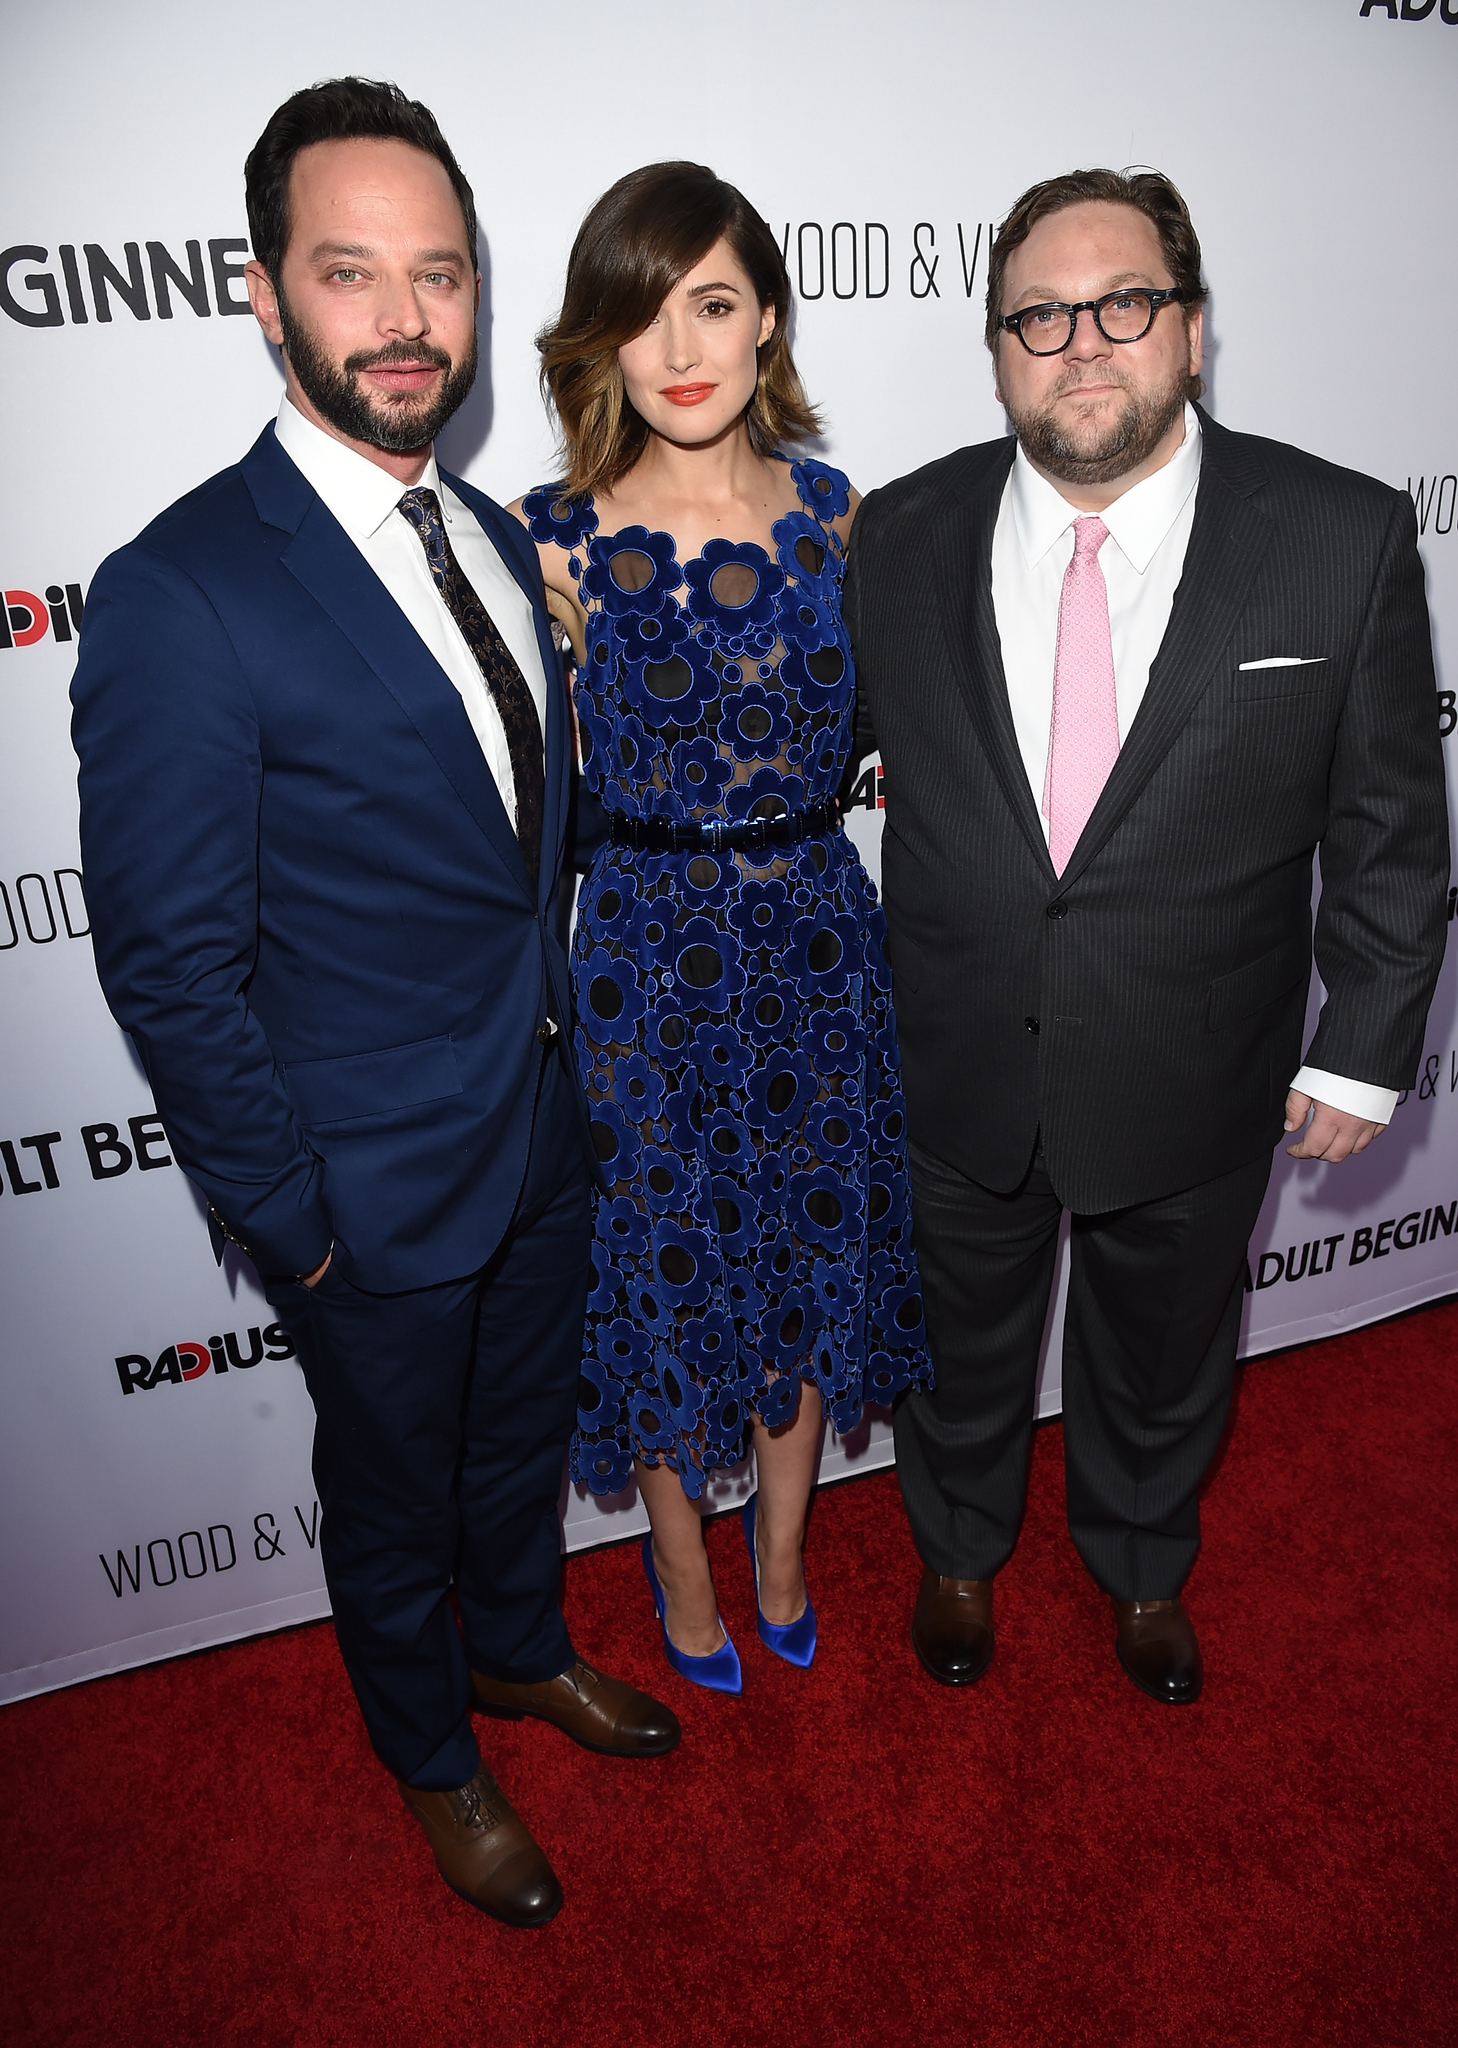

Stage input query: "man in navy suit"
[{"left": 72, "top": 78, "right": 676, "bottom": 1926}]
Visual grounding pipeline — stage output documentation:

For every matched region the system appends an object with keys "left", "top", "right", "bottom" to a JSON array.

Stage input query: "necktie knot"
[
  {"left": 397, "top": 488, "right": 449, "bottom": 586},
  {"left": 1072, "top": 514, "right": 1109, "bottom": 559},
  {"left": 397, "top": 485, "right": 441, "bottom": 529}
]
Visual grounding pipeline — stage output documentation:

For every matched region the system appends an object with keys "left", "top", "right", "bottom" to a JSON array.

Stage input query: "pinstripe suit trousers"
[{"left": 894, "top": 1140, "right": 1272, "bottom": 1598}]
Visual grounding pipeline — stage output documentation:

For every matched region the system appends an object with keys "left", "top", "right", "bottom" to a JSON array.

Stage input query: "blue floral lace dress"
[{"left": 522, "top": 458, "right": 932, "bottom": 1499}]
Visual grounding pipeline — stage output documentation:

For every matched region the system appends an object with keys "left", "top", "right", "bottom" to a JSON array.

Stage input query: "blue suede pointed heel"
[
  {"left": 640, "top": 1536, "right": 742, "bottom": 1696},
  {"left": 743, "top": 1494, "right": 817, "bottom": 1668}
]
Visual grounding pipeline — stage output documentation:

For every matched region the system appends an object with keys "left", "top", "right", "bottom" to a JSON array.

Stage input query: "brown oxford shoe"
[
  {"left": 398, "top": 1765, "right": 562, "bottom": 1926},
  {"left": 911, "top": 1566, "right": 995, "bottom": 1686},
  {"left": 472, "top": 1657, "right": 681, "bottom": 1758},
  {"left": 1112, "top": 1597, "right": 1203, "bottom": 1705}
]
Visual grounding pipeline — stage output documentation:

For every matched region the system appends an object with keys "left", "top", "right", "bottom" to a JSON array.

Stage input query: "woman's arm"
[
  {"left": 506, "top": 496, "right": 589, "bottom": 664},
  {"left": 836, "top": 481, "right": 877, "bottom": 802},
  {"left": 833, "top": 483, "right": 863, "bottom": 554}
]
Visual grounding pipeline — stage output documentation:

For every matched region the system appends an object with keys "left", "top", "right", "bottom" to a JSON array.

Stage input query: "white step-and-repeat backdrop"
[{"left": 2, "top": 0, "right": 1453, "bottom": 1703}]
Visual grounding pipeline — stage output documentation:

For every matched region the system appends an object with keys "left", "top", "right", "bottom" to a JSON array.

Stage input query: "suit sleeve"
[
  {"left": 71, "top": 546, "right": 334, "bottom": 1277},
  {"left": 1304, "top": 491, "right": 1450, "bottom": 1088}
]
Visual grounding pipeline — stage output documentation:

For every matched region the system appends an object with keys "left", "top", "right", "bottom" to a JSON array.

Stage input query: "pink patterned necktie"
[{"left": 1043, "top": 514, "right": 1120, "bottom": 876}]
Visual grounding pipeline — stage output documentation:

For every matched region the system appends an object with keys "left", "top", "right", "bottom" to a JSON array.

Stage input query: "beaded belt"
[{"left": 607, "top": 799, "right": 840, "bottom": 855}]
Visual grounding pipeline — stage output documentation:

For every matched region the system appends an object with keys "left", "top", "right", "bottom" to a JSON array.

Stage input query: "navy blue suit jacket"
[{"left": 72, "top": 421, "right": 594, "bottom": 1289}]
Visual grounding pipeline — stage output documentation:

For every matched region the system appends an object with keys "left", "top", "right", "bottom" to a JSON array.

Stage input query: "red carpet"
[{"left": 4, "top": 1303, "right": 1456, "bottom": 2048}]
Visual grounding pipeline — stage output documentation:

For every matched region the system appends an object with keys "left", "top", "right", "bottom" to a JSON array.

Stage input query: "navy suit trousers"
[{"left": 268, "top": 1042, "right": 592, "bottom": 1789}]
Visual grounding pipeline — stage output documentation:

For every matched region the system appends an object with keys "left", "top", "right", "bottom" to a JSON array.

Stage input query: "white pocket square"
[{"left": 1238, "top": 656, "right": 1328, "bottom": 670}]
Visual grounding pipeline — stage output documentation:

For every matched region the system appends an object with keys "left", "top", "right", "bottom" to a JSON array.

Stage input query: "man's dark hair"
[
  {"left": 244, "top": 77, "right": 478, "bottom": 282},
  {"left": 985, "top": 168, "right": 1207, "bottom": 398}
]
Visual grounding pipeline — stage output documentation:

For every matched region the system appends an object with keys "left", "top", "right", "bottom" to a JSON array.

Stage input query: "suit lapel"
[
  {"left": 932, "top": 443, "right": 1056, "bottom": 876},
  {"left": 240, "top": 425, "right": 533, "bottom": 898},
  {"left": 281, "top": 500, "right": 533, "bottom": 894},
  {"left": 1057, "top": 431, "right": 1271, "bottom": 888}
]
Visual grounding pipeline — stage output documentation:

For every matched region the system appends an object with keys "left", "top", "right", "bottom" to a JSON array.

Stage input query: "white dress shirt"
[
  {"left": 273, "top": 397, "right": 547, "bottom": 829},
  {"left": 990, "top": 403, "right": 1396, "bottom": 1126}
]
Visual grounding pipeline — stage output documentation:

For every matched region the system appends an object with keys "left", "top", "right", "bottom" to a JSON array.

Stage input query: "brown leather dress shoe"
[
  {"left": 471, "top": 1657, "right": 681, "bottom": 1757},
  {"left": 911, "top": 1566, "right": 994, "bottom": 1686},
  {"left": 398, "top": 1765, "right": 562, "bottom": 1926},
  {"left": 1112, "top": 1597, "right": 1203, "bottom": 1704}
]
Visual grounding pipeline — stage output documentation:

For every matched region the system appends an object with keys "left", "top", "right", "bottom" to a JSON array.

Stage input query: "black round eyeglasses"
[{"left": 999, "top": 287, "right": 1187, "bottom": 356}]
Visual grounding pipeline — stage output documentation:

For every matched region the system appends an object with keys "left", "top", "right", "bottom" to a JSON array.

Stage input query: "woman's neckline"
[{"left": 582, "top": 457, "right": 835, "bottom": 565}]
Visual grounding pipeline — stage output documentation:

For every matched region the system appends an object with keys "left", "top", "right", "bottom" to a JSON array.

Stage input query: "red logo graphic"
[
  {"left": 1, "top": 582, "right": 84, "bottom": 650},
  {"left": 845, "top": 761, "right": 886, "bottom": 812}
]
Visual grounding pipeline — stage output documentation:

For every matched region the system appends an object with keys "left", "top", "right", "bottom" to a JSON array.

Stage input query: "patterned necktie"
[
  {"left": 397, "top": 486, "right": 544, "bottom": 893},
  {"left": 1042, "top": 514, "right": 1120, "bottom": 877}
]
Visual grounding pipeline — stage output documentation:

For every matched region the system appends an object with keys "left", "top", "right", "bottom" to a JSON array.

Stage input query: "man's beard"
[
  {"left": 1005, "top": 362, "right": 1187, "bottom": 488},
  {"left": 277, "top": 290, "right": 477, "bottom": 453}
]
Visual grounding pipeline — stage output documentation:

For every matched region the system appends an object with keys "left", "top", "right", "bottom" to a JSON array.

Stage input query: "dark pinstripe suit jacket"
[{"left": 843, "top": 407, "right": 1449, "bottom": 1212}]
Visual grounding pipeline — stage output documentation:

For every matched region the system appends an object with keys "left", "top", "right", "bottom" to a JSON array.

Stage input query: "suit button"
[
  {"left": 536, "top": 1023, "right": 554, "bottom": 1045},
  {"left": 1025, "top": 1016, "right": 1040, "bottom": 1035},
  {"left": 1046, "top": 901, "right": 1067, "bottom": 920}
]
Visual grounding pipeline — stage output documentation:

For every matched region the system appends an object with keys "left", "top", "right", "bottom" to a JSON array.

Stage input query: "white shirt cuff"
[{"left": 1290, "top": 1066, "right": 1398, "bottom": 1126}]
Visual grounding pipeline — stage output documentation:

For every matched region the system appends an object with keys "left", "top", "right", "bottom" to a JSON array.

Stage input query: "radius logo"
[
  {"left": 115, "top": 1321, "right": 295, "bottom": 1394},
  {"left": 2, "top": 581, "right": 84, "bottom": 650}
]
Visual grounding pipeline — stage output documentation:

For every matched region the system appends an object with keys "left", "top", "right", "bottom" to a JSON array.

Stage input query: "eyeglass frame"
[{"left": 998, "top": 286, "right": 1188, "bottom": 357}]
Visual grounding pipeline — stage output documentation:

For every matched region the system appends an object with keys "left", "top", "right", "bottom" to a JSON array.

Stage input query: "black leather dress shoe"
[
  {"left": 1112, "top": 1597, "right": 1203, "bottom": 1704},
  {"left": 911, "top": 1566, "right": 994, "bottom": 1686}
]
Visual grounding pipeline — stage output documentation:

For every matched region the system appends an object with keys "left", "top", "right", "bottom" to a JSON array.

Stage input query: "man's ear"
[
  {"left": 245, "top": 261, "right": 285, "bottom": 348},
  {"left": 1185, "top": 307, "right": 1204, "bottom": 381}
]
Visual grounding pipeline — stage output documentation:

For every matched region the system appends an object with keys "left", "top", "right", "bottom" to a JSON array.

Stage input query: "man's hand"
[
  {"left": 302, "top": 1252, "right": 332, "bottom": 1288},
  {"left": 1284, "top": 1091, "right": 1385, "bottom": 1162}
]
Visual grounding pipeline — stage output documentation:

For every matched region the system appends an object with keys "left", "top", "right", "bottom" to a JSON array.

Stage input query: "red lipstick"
[{"left": 661, "top": 383, "right": 715, "bottom": 407}]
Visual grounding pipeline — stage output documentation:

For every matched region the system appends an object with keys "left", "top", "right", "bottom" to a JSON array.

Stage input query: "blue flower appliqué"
[
  {"left": 582, "top": 526, "right": 680, "bottom": 617},
  {"left": 671, "top": 737, "right": 736, "bottom": 812},
  {"left": 775, "top": 584, "right": 840, "bottom": 655},
  {"left": 601, "top": 1196, "right": 652, "bottom": 1262},
  {"left": 729, "top": 878, "right": 793, "bottom": 947},
  {"left": 683, "top": 540, "right": 785, "bottom": 634},
  {"left": 691, "top": 1022, "right": 754, "bottom": 1092},
  {"left": 616, "top": 605, "right": 690, "bottom": 669},
  {"left": 791, "top": 459, "right": 850, "bottom": 521},
  {"left": 718, "top": 680, "right": 794, "bottom": 763},
  {"left": 582, "top": 870, "right": 638, "bottom": 941},
  {"left": 579, "top": 947, "right": 649, "bottom": 1044},
  {"left": 521, "top": 485, "right": 598, "bottom": 550},
  {"left": 623, "top": 631, "right": 719, "bottom": 732}
]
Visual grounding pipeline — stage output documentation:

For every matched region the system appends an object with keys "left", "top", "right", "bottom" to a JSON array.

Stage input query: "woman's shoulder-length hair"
[{"left": 537, "top": 160, "right": 821, "bottom": 500}]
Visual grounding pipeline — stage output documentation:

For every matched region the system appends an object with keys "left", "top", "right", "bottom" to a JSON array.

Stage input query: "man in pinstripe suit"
[{"left": 844, "top": 170, "right": 1448, "bottom": 1703}]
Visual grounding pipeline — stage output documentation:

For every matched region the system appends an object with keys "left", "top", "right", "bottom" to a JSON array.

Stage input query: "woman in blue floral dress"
[{"left": 512, "top": 163, "right": 930, "bottom": 1692}]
